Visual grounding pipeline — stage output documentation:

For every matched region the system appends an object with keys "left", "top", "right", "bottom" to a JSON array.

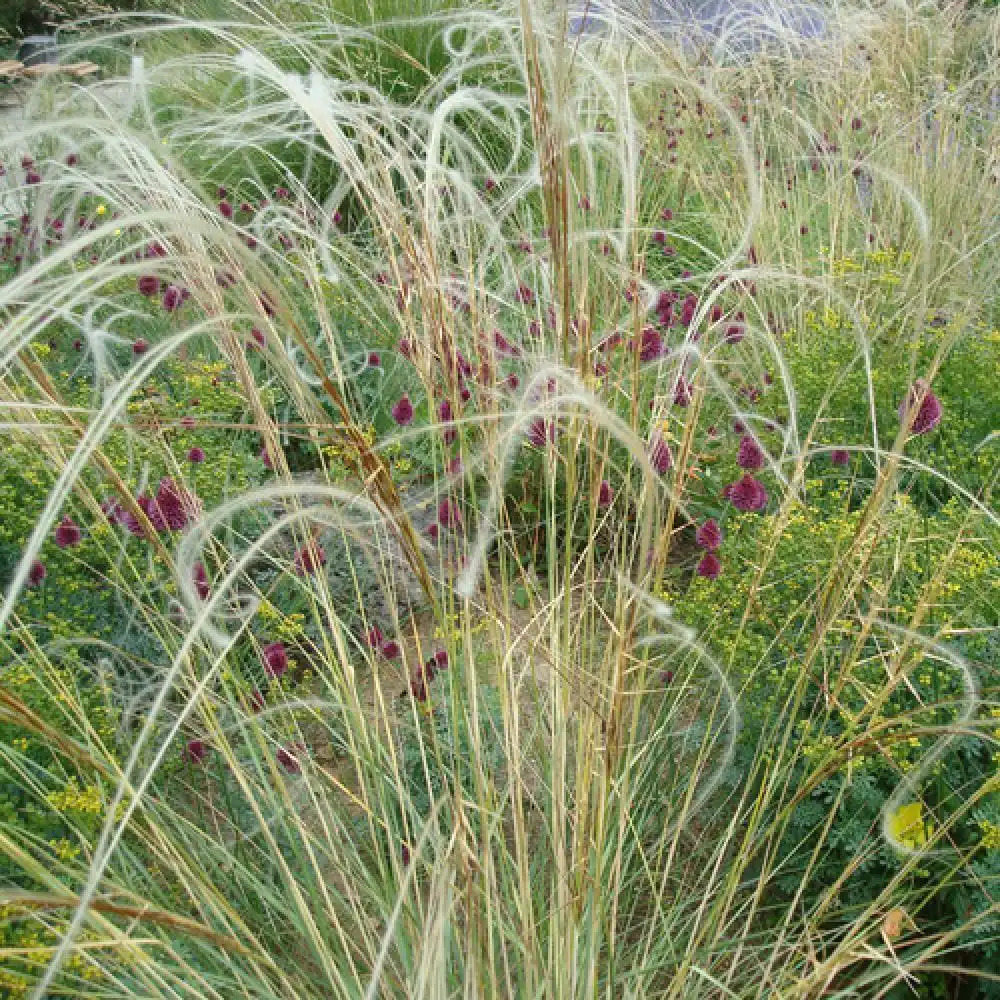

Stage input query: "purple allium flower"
[
  {"left": 187, "top": 446, "right": 206, "bottom": 464},
  {"left": 515, "top": 284, "right": 534, "bottom": 304},
  {"left": 649, "top": 432, "right": 673, "bottom": 475},
  {"left": 249, "top": 328, "right": 266, "bottom": 349},
  {"left": 434, "top": 649, "right": 449, "bottom": 669},
  {"left": 132, "top": 338, "right": 149, "bottom": 356},
  {"left": 293, "top": 542, "right": 326, "bottom": 575},
  {"left": 66, "top": 153, "right": 79, "bottom": 167},
  {"left": 391, "top": 394, "right": 414, "bottom": 426},
  {"left": 830, "top": 449, "right": 851, "bottom": 466},
  {"left": 724, "top": 323, "right": 745, "bottom": 344},
  {"left": 162, "top": 284, "right": 184, "bottom": 313},
  {"left": 144, "top": 478, "right": 201, "bottom": 532},
  {"left": 262, "top": 641, "right": 288, "bottom": 678},
  {"left": 696, "top": 552, "right": 722, "bottom": 579},
  {"left": 504, "top": 372, "right": 520, "bottom": 392},
  {"left": 249, "top": 689, "right": 266, "bottom": 713},
  {"left": 673, "top": 378, "right": 693, "bottom": 407},
  {"left": 679, "top": 293, "right": 698, "bottom": 327},
  {"left": 898, "top": 379, "right": 942, "bottom": 435},
  {"left": 27, "top": 559, "right": 46, "bottom": 587},
  {"left": 218, "top": 200, "right": 233, "bottom": 219},
  {"left": 367, "top": 351, "right": 380, "bottom": 368},
  {"left": 695, "top": 518, "right": 722, "bottom": 551},
  {"left": 137, "top": 275, "right": 160, "bottom": 297},
  {"left": 193, "top": 561, "right": 210, "bottom": 600},
  {"left": 260, "top": 446, "right": 273, "bottom": 469},
  {"left": 598, "top": 479, "right": 614, "bottom": 507},
  {"left": 25, "top": 171, "right": 41, "bottom": 185},
  {"left": 332, "top": 210, "right": 343, "bottom": 226},
  {"left": 437, "top": 498, "right": 462, "bottom": 529},
  {"left": 184, "top": 739, "right": 208, "bottom": 765},
  {"left": 527, "top": 418, "right": 555, "bottom": 449},
  {"left": 366, "top": 625, "right": 384, "bottom": 648},
  {"left": 638, "top": 326, "right": 664, "bottom": 363},
  {"left": 723, "top": 473, "right": 768, "bottom": 512},
  {"left": 426, "top": 522, "right": 440, "bottom": 542},
  {"left": 737, "top": 434, "right": 765, "bottom": 470},
  {"left": 380, "top": 640, "right": 400, "bottom": 660},
  {"left": 276, "top": 743, "right": 304, "bottom": 774},
  {"left": 54, "top": 516, "right": 82, "bottom": 549}
]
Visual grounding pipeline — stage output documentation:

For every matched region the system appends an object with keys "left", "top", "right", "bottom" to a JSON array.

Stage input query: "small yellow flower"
[{"left": 96, "top": 204, "right": 107, "bottom": 216}]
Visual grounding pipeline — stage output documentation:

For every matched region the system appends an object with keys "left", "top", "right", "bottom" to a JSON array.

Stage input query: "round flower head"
[
  {"left": 598, "top": 479, "right": 614, "bottom": 508},
  {"left": 27, "top": 559, "right": 46, "bottom": 587},
  {"left": 830, "top": 448, "right": 851, "bottom": 467},
  {"left": 276, "top": 743, "right": 304, "bottom": 774},
  {"left": 365, "top": 625, "right": 384, "bottom": 649},
  {"left": 695, "top": 518, "right": 723, "bottom": 551},
  {"left": 736, "top": 434, "right": 765, "bottom": 470},
  {"left": 293, "top": 542, "right": 326, "bottom": 575},
  {"left": 54, "top": 516, "right": 82, "bottom": 549},
  {"left": 527, "top": 418, "right": 555, "bottom": 449},
  {"left": 262, "top": 641, "right": 288, "bottom": 678},
  {"left": 380, "top": 640, "right": 400, "bottom": 660},
  {"left": 392, "top": 394, "right": 414, "bottom": 426},
  {"left": 438, "top": 498, "right": 462, "bottom": 529},
  {"left": 193, "top": 561, "right": 210, "bottom": 600},
  {"left": 673, "top": 378, "right": 693, "bottom": 407},
  {"left": 898, "top": 379, "right": 942, "bottom": 436},
  {"left": 649, "top": 432, "right": 673, "bottom": 475},
  {"left": 132, "top": 338, "right": 149, "bottom": 356},
  {"left": 367, "top": 351, "right": 380, "bottom": 368},
  {"left": 184, "top": 739, "right": 208, "bottom": 765},
  {"left": 137, "top": 275, "right": 160, "bottom": 297},
  {"left": 187, "top": 446, "right": 206, "bottom": 464},
  {"left": 162, "top": 284, "right": 185, "bottom": 313},
  {"left": 696, "top": 552, "right": 722, "bottom": 579},
  {"left": 723, "top": 473, "right": 768, "bottom": 512}
]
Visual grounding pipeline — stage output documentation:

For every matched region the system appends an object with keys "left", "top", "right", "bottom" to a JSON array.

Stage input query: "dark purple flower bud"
[
  {"left": 898, "top": 379, "right": 942, "bottom": 435},
  {"left": 54, "top": 516, "right": 82, "bottom": 549},
  {"left": 249, "top": 328, "right": 266, "bottom": 349},
  {"left": 219, "top": 201, "right": 233, "bottom": 219},
  {"left": 366, "top": 625, "right": 384, "bottom": 648},
  {"left": 515, "top": 284, "right": 534, "bottom": 304},
  {"left": 187, "top": 447, "right": 206, "bottom": 464},
  {"left": 679, "top": 293, "right": 698, "bottom": 327},
  {"left": 262, "top": 641, "right": 288, "bottom": 678},
  {"left": 696, "top": 552, "right": 722, "bottom": 579},
  {"left": 434, "top": 649, "right": 449, "bottom": 669},
  {"left": 723, "top": 473, "right": 768, "bottom": 512},
  {"left": 527, "top": 418, "right": 555, "bottom": 449},
  {"left": 132, "top": 338, "right": 149, "bottom": 356},
  {"left": 367, "top": 351, "right": 380, "bottom": 367},
  {"left": 162, "top": 284, "right": 184, "bottom": 313},
  {"left": 66, "top": 153, "right": 79, "bottom": 167},
  {"left": 437, "top": 498, "right": 462, "bottom": 529},
  {"left": 27, "top": 559, "right": 46, "bottom": 587},
  {"left": 392, "top": 394, "right": 414, "bottom": 426},
  {"left": 673, "top": 378, "right": 693, "bottom": 407},
  {"left": 598, "top": 479, "right": 614, "bottom": 507},
  {"left": 649, "top": 432, "right": 673, "bottom": 475},
  {"left": 380, "top": 640, "right": 400, "bottom": 660},
  {"left": 193, "top": 561, "right": 210, "bottom": 600},
  {"left": 638, "top": 326, "right": 664, "bottom": 363},
  {"left": 137, "top": 275, "right": 160, "bottom": 297},
  {"left": 276, "top": 743, "right": 304, "bottom": 774},
  {"left": 830, "top": 449, "right": 851, "bottom": 466},
  {"left": 695, "top": 518, "right": 722, "bottom": 551},
  {"left": 294, "top": 542, "right": 326, "bottom": 575},
  {"left": 737, "top": 435, "right": 765, "bottom": 470},
  {"left": 184, "top": 739, "right": 209, "bottom": 765},
  {"left": 25, "top": 171, "right": 41, "bottom": 185}
]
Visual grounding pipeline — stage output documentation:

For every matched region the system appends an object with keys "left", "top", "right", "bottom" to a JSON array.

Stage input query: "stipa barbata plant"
[{"left": 1, "top": 0, "right": 999, "bottom": 997}]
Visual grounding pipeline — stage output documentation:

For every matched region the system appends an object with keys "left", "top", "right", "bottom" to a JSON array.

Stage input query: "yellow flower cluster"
[{"left": 46, "top": 778, "right": 104, "bottom": 816}]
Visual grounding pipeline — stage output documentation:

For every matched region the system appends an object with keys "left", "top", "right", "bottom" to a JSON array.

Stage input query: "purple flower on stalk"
[
  {"left": 638, "top": 326, "right": 664, "bottom": 363},
  {"left": 736, "top": 435, "right": 765, "bottom": 470},
  {"left": 696, "top": 552, "right": 722, "bottom": 579},
  {"left": 218, "top": 200, "right": 233, "bottom": 219},
  {"left": 54, "top": 516, "right": 82, "bottom": 549},
  {"left": 380, "top": 640, "right": 400, "bottom": 660},
  {"left": 392, "top": 394, "right": 414, "bottom": 426},
  {"left": 293, "top": 542, "right": 326, "bottom": 576},
  {"left": 695, "top": 518, "right": 722, "bottom": 551},
  {"left": 367, "top": 351, "right": 380, "bottom": 368},
  {"left": 598, "top": 479, "right": 614, "bottom": 508},
  {"left": 673, "top": 378, "right": 693, "bottom": 407},
  {"left": 27, "top": 559, "right": 46, "bottom": 587},
  {"left": 527, "top": 418, "right": 555, "bottom": 449},
  {"left": 187, "top": 447, "right": 206, "bottom": 464},
  {"left": 137, "top": 275, "right": 160, "bottom": 297},
  {"left": 649, "top": 432, "right": 673, "bottom": 475},
  {"left": 132, "top": 338, "right": 149, "bottom": 356},
  {"left": 162, "top": 284, "right": 185, "bottom": 313},
  {"left": 193, "top": 561, "right": 210, "bottom": 600},
  {"left": 184, "top": 740, "right": 209, "bottom": 765},
  {"left": 262, "top": 641, "right": 288, "bottom": 678},
  {"left": 25, "top": 171, "right": 41, "bottom": 185},
  {"left": 437, "top": 498, "right": 462, "bottom": 529},
  {"left": 365, "top": 625, "right": 384, "bottom": 649},
  {"left": 143, "top": 478, "right": 201, "bottom": 532},
  {"left": 830, "top": 449, "right": 851, "bottom": 467},
  {"left": 276, "top": 743, "right": 304, "bottom": 774},
  {"left": 898, "top": 379, "right": 942, "bottom": 436},
  {"left": 723, "top": 473, "right": 768, "bottom": 512}
]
